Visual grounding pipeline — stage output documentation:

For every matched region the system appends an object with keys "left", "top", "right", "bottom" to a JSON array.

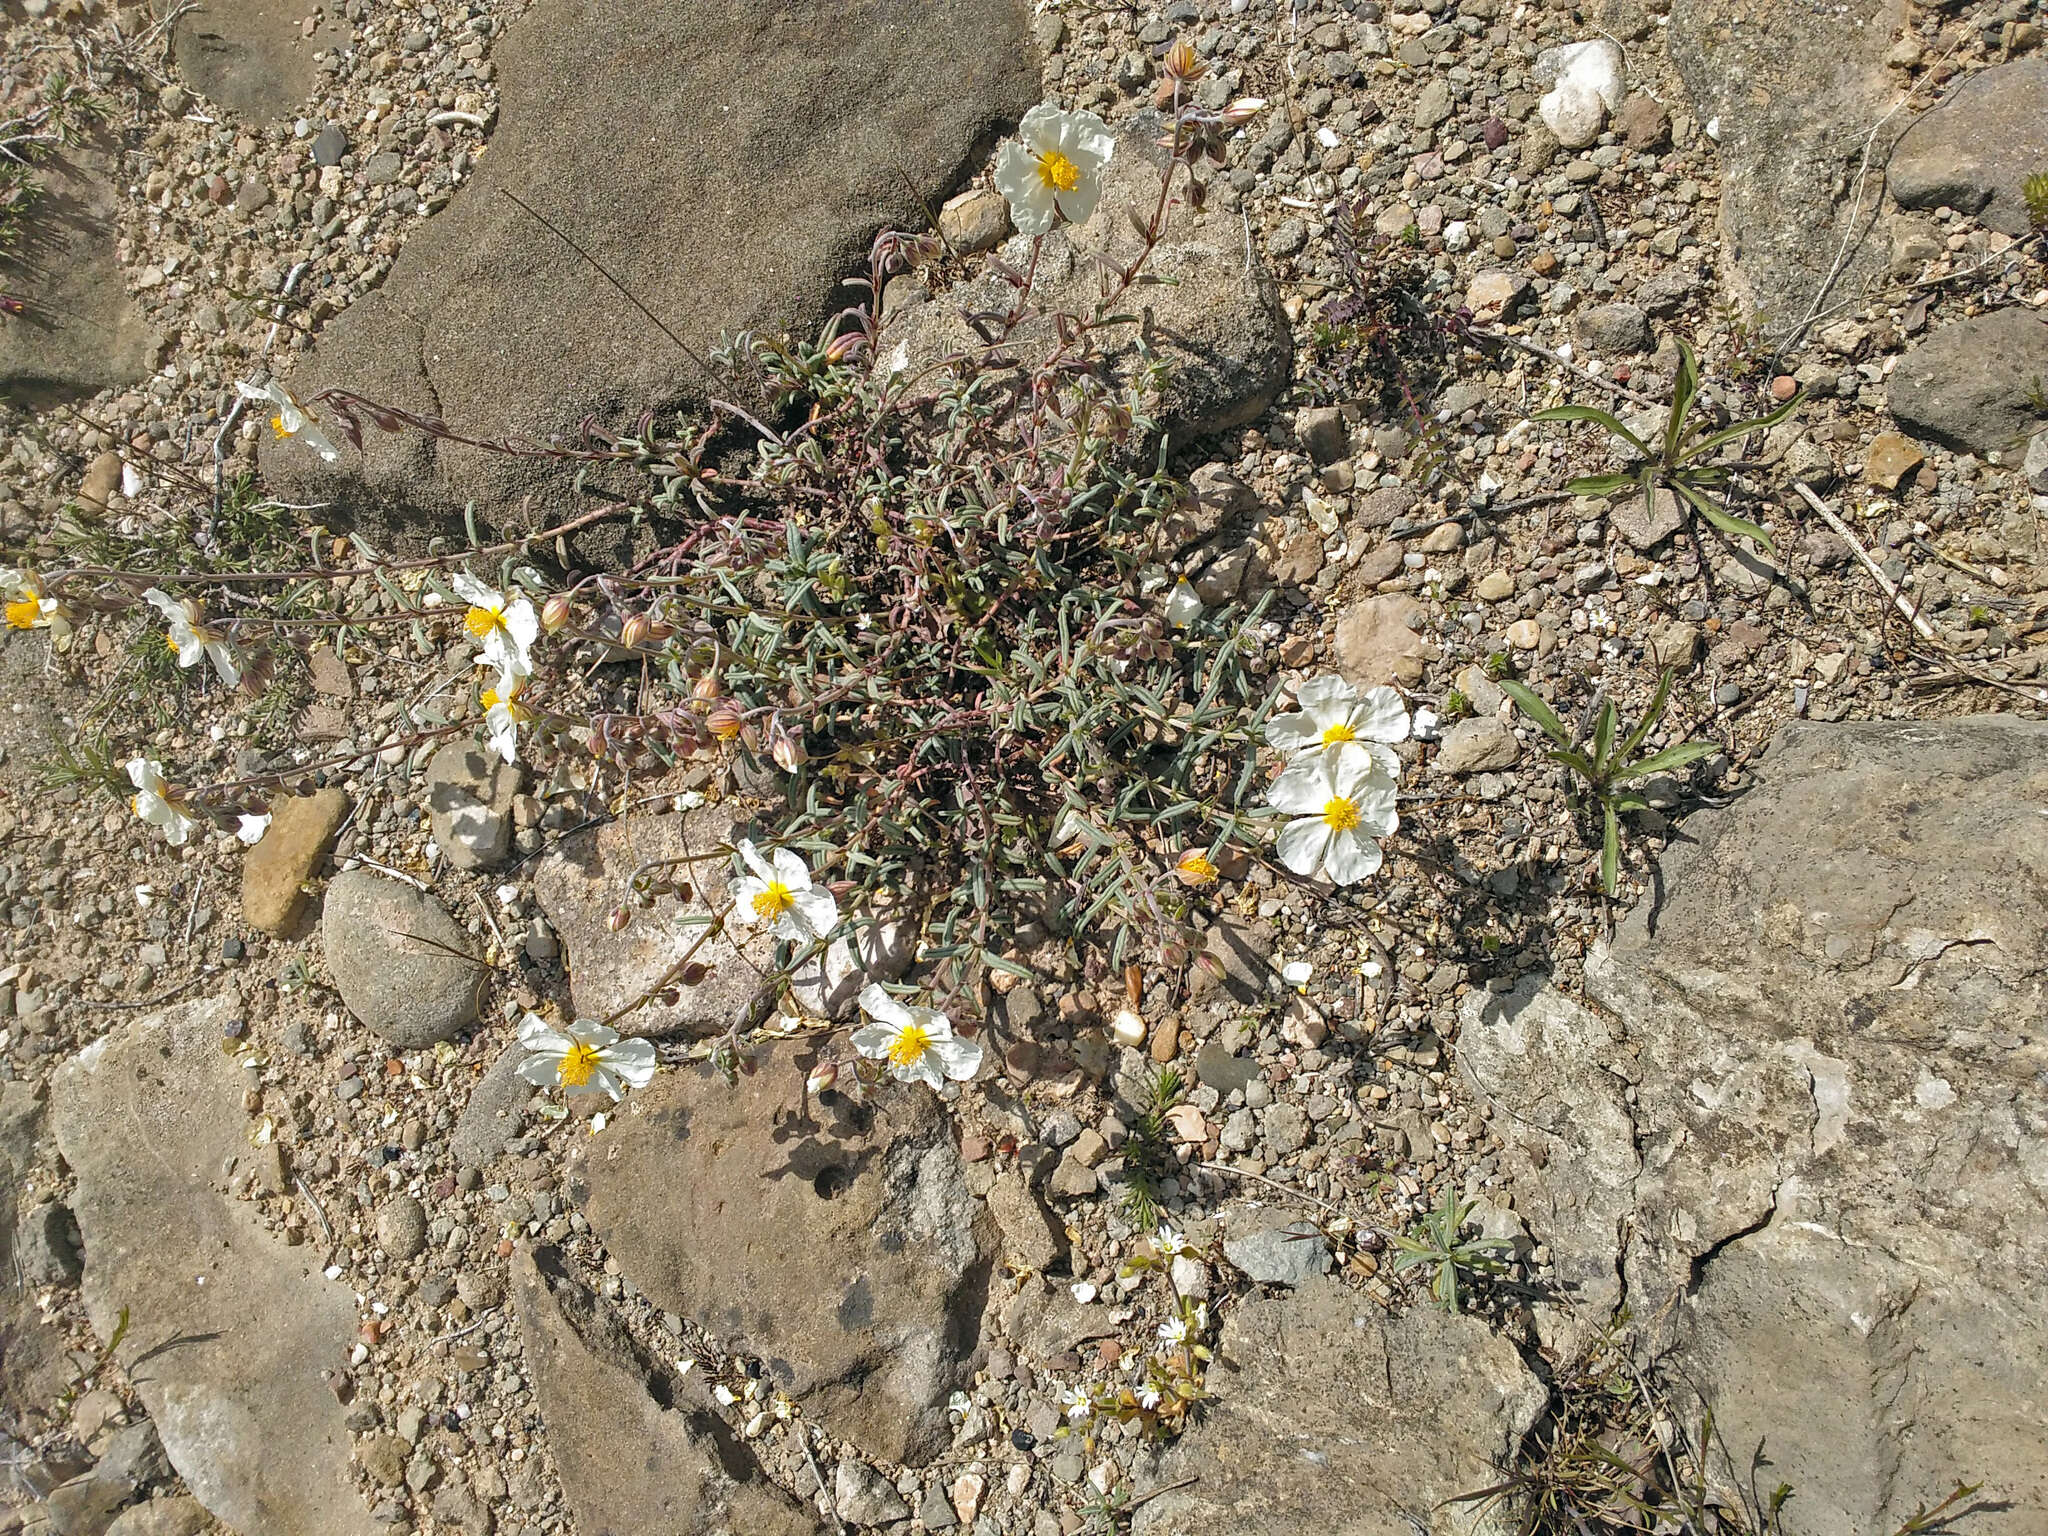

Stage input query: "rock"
[
  {"left": 1888, "top": 58, "right": 2048, "bottom": 237},
  {"left": 104, "top": 1499, "right": 210, "bottom": 1536},
  {"left": 172, "top": 0, "right": 349, "bottom": 121},
  {"left": 1435, "top": 717, "right": 1521, "bottom": 775},
  {"left": 1610, "top": 486, "right": 1685, "bottom": 551},
  {"left": 362, "top": 151, "right": 403, "bottom": 186},
  {"left": 1332, "top": 593, "right": 1437, "bottom": 687},
  {"left": 80, "top": 452, "right": 123, "bottom": 512},
  {"left": 1533, "top": 39, "right": 1625, "bottom": 148},
  {"left": 0, "top": 131, "right": 155, "bottom": 406},
  {"left": 937, "top": 189, "right": 1010, "bottom": 254},
  {"left": 534, "top": 805, "right": 880, "bottom": 1035},
  {"left": 50, "top": 996, "right": 378, "bottom": 1536},
  {"left": 1889, "top": 309, "right": 2048, "bottom": 456},
  {"left": 1573, "top": 302, "right": 1652, "bottom": 356},
  {"left": 512, "top": 1245, "right": 820, "bottom": 1536},
  {"left": 1134, "top": 1277, "right": 1547, "bottom": 1534},
  {"left": 1667, "top": 0, "right": 1903, "bottom": 322},
  {"left": 425, "top": 742, "right": 520, "bottom": 871},
  {"left": 1862, "top": 430, "right": 1924, "bottom": 490},
  {"left": 14, "top": 1200, "right": 81, "bottom": 1286},
  {"left": 310, "top": 124, "right": 347, "bottom": 167},
  {"left": 263, "top": 0, "right": 1036, "bottom": 526},
  {"left": 1295, "top": 405, "right": 1348, "bottom": 465},
  {"left": 95, "top": 1422, "right": 170, "bottom": 1493},
  {"left": 1474, "top": 570, "right": 1515, "bottom": 602},
  {"left": 241, "top": 786, "right": 348, "bottom": 935},
  {"left": 2025, "top": 432, "right": 2048, "bottom": 495},
  {"left": 44, "top": 1481, "right": 126, "bottom": 1536},
  {"left": 450, "top": 1043, "right": 534, "bottom": 1170},
  {"left": 986, "top": 1174, "right": 1068, "bottom": 1272},
  {"left": 1048, "top": 1150, "right": 1100, "bottom": 1199},
  {"left": 1461, "top": 717, "right": 2048, "bottom": 1533},
  {"left": 882, "top": 118, "right": 1290, "bottom": 442},
  {"left": 571, "top": 1050, "right": 993, "bottom": 1465},
  {"left": 321, "top": 870, "right": 482, "bottom": 1047},
  {"left": 376, "top": 1194, "right": 428, "bottom": 1261},
  {"left": 1412, "top": 78, "right": 1454, "bottom": 130},
  {"left": 1222, "top": 1218, "right": 1331, "bottom": 1286},
  {"left": 834, "top": 1460, "right": 910, "bottom": 1526},
  {"left": 1462, "top": 268, "right": 1530, "bottom": 320},
  {"left": 1648, "top": 621, "right": 1702, "bottom": 671},
  {"left": 1614, "top": 91, "right": 1670, "bottom": 149}
]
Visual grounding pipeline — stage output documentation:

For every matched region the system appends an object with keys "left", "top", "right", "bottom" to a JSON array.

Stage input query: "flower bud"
[
  {"left": 707, "top": 701, "right": 744, "bottom": 742},
  {"left": 806, "top": 1060, "right": 839, "bottom": 1096},
  {"left": 1109, "top": 1009, "right": 1148, "bottom": 1049},
  {"left": 768, "top": 720, "right": 807, "bottom": 773},
  {"left": 540, "top": 593, "right": 574, "bottom": 633},
  {"left": 619, "top": 613, "right": 653, "bottom": 650},
  {"left": 607, "top": 905, "right": 632, "bottom": 933},
  {"left": 693, "top": 672, "right": 724, "bottom": 703},
  {"left": 1173, "top": 849, "right": 1220, "bottom": 887},
  {"left": 823, "top": 330, "right": 866, "bottom": 364},
  {"left": 1217, "top": 96, "right": 1268, "bottom": 128}
]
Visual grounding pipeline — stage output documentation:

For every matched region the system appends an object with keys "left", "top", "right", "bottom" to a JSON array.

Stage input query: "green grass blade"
[
  {"left": 1602, "top": 802, "right": 1620, "bottom": 896},
  {"left": 1612, "top": 740, "right": 1718, "bottom": 783},
  {"left": 1615, "top": 668, "right": 1675, "bottom": 764},
  {"left": 1498, "top": 678, "right": 1569, "bottom": 747},
  {"left": 1531, "top": 404, "right": 1650, "bottom": 457},
  {"left": 1664, "top": 337, "right": 1699, "bottom": 462}
]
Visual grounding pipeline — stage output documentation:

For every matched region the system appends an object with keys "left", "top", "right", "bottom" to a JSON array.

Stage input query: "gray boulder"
[
  {"left": 1667, "top": 0, "right": 1904, "bottom": 327},
  {"left": 321, "top": 869, "right": 484, "bottom": 1047},
  {"left": 170, "top": 0, "right": 350, "bottom": 123},
  {"left": 1889, "top": 58, "right": 2048, "bottom": 237},
  {"left": 512, "top": 1245, "right": 820, "bottom": 1536},
  {"left": 881, "top": 117, "right": 1291, "bottom": 440},
  {"left": 1133, "top": 1277, "right": 1546, "bottom": 1535},
  {"left": 425, "top": 741, "right": 521, "bottom": 871},
  {"left": 49, "top": 995, "right": 378, "bottom": 1536},
  {"left": 1461, "top": 716, "right": 2048, "bottom": 1535},
  {"left": 260, "top": 0, "right": 1037, "bottom": 525},
  {"left": 1889, "top": 308, "right": 2048, "bottom": 456},
  {"left": 569, "top": 1049, "right": 994, "bottom": 1465}
]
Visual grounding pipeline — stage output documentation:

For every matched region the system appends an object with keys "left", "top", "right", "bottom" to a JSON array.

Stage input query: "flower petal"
[
  {"left": 850, "top": 1023, "right": 897, "bottom": 1059},
  {"left": 1293, "top": 675, "right": 1357, "bottom": 719},
  {"left": 1054, "top": 175, "right": 1103, "bottom": 228},
  {"left": 143, "top": 588, "right": 183, "bottom": 622},
  {"left": 1267, "top": 754, "right": 1336, "bottom": 815},
  {"left": 516, "top": 1055, "right": 562, "bottom": 1089},
  {"left": 737, "top": 839, "right": 778, "bottom": 886},
  {"left": 1352, "top": 685, "right": 1411, "bottom": 744},
  {"left": 728, "top": 875, "right": 766, "bottom": 923},
  {"left": 577, "top": 1022, "right": 621, "bottom": 1049},
  {"left": 1321, "top": 829, "right": 1384, "bottom": 886},
  {"left": 451, "top": 573, "right": 495, "bottom": 607},
  {"left": 793, "top": 887, "right": 838, "bottom": 939},
  {"left": 930, "top": 1035, "right": 983, "bottom": 1082},
  {"left": 994, "top": 140, "right": 1057, "bottom": 236},
  {"left": 604, "top": 1037, "right": 658, "bottom": 1088},
  {"left": 518, "top": 1014, "right": 568, "bottom": 1051},
  {"left": 769, "top": 846, "right": 811, "bottom": 890},
  {"left": 1276, "top": 816, "right": 1332, "bottom": 877},
  {"left": 899, "top": 1054, "right": 944, "bottom": 1090},
  {"left": 858, "top": 983, "right": 908, "bottom": 1029},
  {"left": 1264, "top": 713, "right": 1322, "bottom": 753}
]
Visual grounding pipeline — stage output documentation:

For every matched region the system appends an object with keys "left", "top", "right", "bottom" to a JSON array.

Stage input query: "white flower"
[
  {"left": 1, "top": 569, "right": 68, "bottom": 645},
  {"left": 1152, "top": 1225, "right": 1197, "bottom": 1260},
  {"left": 1158, "top": 1314, "right": 1192, "bottom": 1347},
  {"left": 1134, "top": 1377, "right": 1164, "bottom": 1411},
  {"left": 235, "top": 378, "right": 340, "bottom": 461},
  {"left": 127, "top": 758, "right": 197, "bottom": 848},
  {"left": 1280, "top": 959, "right": 1313, "bottom": 988},
  {"left": 1164, "top": 578, "right": 1202, "bottom": 629},
  {"left": 729, "top": 840, "right": 838, "bottom": 943},
  {"left": 143, "top": 588, "right": 241, "bottom": 687},
  {"left": 514, "top": 1014, "right": 657, "bottom": 1101},
  {"left": 852, "top": 983, "right": 983, "bottom": 1089},
  {"left": 481, "top": 671, "right": 534, "bottom": 764},
  {"left": 1265, "top": 676, "right": 1407, "bottom": 774},
  {"left": 1266, "top": 746, "right": 1398, "bottom": 886},
  {"left": 1059, "top": 1385, "right": 1093, "bottom": 1422},
  {"left": 236, "top": 812, "right": 272, "bottom": 845},
  {"left": 993, "top": 102, "right": 1115, "bottom": 237},
  {"left": 450, "top": 572, "right": 538, "bottom": 680}
]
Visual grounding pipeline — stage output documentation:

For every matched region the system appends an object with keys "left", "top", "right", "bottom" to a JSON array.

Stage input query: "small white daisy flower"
[
  {"left": 235, "top": 378, "right": 340, "bottom": 461},
  {"left": 851, "top": 984, "right": 983, "bottom": 1089},
  {"left": 143, "top": 588, "right": 240, "bottom": 687},
  {"left": 993, "top": 102, "right": 1116, "bottom": 237},
  {"left": 514, "top": 1014, "right": 657, "bottom": 1101},
  {"left": 1266, "top": 746, "right": 1399, "bottom": 886},
  {"left": 450, "top": 572, "right": 538, "bottom": 679},
  {"left": 1265, "top": 675, "right": 1408, "bottom": 773},
  {"left": 728, "top": 840, "right": 838, "bottom": 944},
  {"left": 1058, "top": 1385, "right": 1093, "bottom": 1422},
  {"left": 127, "top": 758, "right": 197, "bottom": 848}
]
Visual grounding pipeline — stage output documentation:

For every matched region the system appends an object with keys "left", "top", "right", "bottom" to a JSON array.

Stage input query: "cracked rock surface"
[{"left": 1462, "top": 716, "right": 2048, "bottom": 1536}]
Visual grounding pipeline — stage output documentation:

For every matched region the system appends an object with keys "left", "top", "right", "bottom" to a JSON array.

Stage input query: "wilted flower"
[
  {"left": 1266, "top": 676, "right": 1407, "bottom": 775},
  {"left": 994, "top": 102, "right": 1115, "bottom": 237},
  {"left": 482, "top": 672, "right": 534, "bottom": 764},
  {"left": 729, "top": 839, "right": 838, "bottom": 943},
  {"left": 852, "top": 983, "right": 983, "bottom": 1088},
  {"left": 1173, "top": 848, "right": 1219, "bottom": 886},
  {"left": 450, "top": 572, "right": 538, "bottom": 679},
  {"left": 127, "top": 758, "right": 197, "bottom": 847},
  {"left": 143, "top": 587, "right": 240, "bottom": 687},
  {"left": 805, "top": 1060, "right": 840, "bottom": 1096},
  {"left": 766, "top": 716, "right": 807, "bottom": 773},
  {"left": 236, "top": 812, "right": 272, "bottom": 845},
  {"left": 1266, "top": 745, "right": 1398, "bottom": 886},
  {"left": 1164, "top": 578, "right": 1202, "bottom": 629},
  {"left": 235, "top": 378, "right": 340, "bottom": 461},
  {"left": 514, "top": 1014, "right": 657, "bottom": 1101}
]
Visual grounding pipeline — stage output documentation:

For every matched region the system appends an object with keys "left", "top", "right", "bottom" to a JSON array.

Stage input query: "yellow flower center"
[
  {"left": 752, "top": 880, "right": 795, "bottom": 921},
  {"left": 465, "top": 605, "right": 505, "bottom": 639},
  {"left": 1176, "top": 852, "right": 1219, "bottom": 885},
  {"left": 557, "top": 1040, "right": 601, "bottom": 1088},
  {"left": 166, "top": 635, "right": 182, "bottom": 656},
  {"left": 887, "top": 1024, "right": 933, "bottom": 1069},
  {"left": 270, "top": 413, "right": 291, "bottom": 439},
  {"left": 6, "top": 595, "right": 40, "bottom": 629},
  {"left": 482, "top": 685, "right": 531, "bottom": 721},
  {"left": 1323, "top": 796, "right": 1361, "bottom": 832},
  {"left": 1035, "top": 149, "right": 1081, "bottom": 192},
  {"left": 1320, "top": 722, "right": 1358, "bottom": 746}
]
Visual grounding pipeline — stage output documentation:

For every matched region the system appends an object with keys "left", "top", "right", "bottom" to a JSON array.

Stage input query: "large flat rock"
[
  {"left": 1462, "top": 717, "right": 2048, "bottom": 1535},
  {"left": 1889, "top": 58, "right": 2048, "bottom": 237},
  {"left": 261, "top": 0, "right": 1036, "bottom": 524},
  {"left": 569, "top": 1051, "right": 993, "bottom": 1465},
  {"left": 0, "top": 130, "right": 156, "bottom": 407},
  {"left": 171, "top": 0, "right": 350, "bottom": 124},
  {"left": 1667, "top": 0, "right": 1905, "bottom": 332},
  {"left": 1132, "top": 1277, "right": 1547, "bottom": 1536},
  {"left": 513, "top": 1245, "right": 821, "bottom": 1536},
  {"left": 50, "top": 995, "right": 378, "bottom": 1536},
  {"left": 1889, "top": 307, "right": 2048, "bottom": 456}
]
